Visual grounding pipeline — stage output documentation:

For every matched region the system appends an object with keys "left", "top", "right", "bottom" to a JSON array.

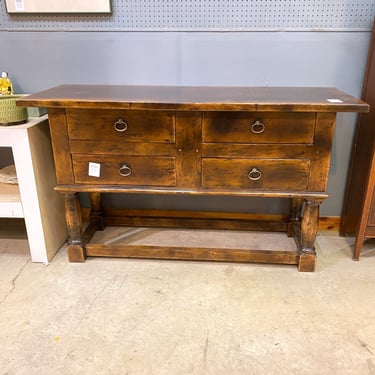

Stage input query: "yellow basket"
[{"left": 0, "top": 95, "right": 28, "bottom": 126}]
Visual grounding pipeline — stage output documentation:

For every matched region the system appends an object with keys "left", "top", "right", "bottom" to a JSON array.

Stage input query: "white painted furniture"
[{"left": 0, "top": 116, "right": 67, "bottom": 262}]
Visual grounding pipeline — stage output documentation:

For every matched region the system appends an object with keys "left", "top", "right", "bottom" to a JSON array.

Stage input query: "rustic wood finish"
[
  {"left": 84, "top": 244, "right": 299, "bottom": 265},
  {"left": 201, "top": 158, "right": 310, "bottom": 191},
  {"left": 67, "top": 109, "right": 175, "bottom": 142},
  {"left": 18, "top": 85, "right": 368, "bottom": 271},
  {"left": 64, "top": 193, "right": 85, "bottom": 262},
  {"left": 80, "top": 208, "right": 342, "bottom": 232},
  {"left": 340, "top": 19, "right": 375, "bottom": 260},
  {"left": 18, "top": 85, "right": 367, "bottom": 112},
  {"left": 88, "top": 192, "right": 105, "bottom": 231},
  {"left": 72, "top": 154, "right": 177, "bottom": 186},
  {"left": 287, "top": 198, "right": 304, "bottom": 237},
  {"left": 202, "top": 112, "right": 315, "bottom": 144}
]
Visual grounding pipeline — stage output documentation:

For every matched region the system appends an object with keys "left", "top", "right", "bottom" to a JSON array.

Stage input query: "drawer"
[
  {"left": 72, "top": 154, "right": 176, "bottom": 186},
  {"left": 66, "top": 109, "right": 175, "bottom": 142},
  {"left": 202, "top": 112, "right": 315, "bottom": 144},
  {"left": 202, "top": 158, "right": 310, "bottom": 190}
]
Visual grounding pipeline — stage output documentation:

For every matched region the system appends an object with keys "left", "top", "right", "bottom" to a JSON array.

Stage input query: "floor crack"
[
  {"left": 358, "top": 337, "right": 374, "bottom": 355},
  {"left": 0, "top": 258, "right": 30, "bottom": 305},
  {"left": 201, "top": 330, "right": 209, "bottom": 374}
]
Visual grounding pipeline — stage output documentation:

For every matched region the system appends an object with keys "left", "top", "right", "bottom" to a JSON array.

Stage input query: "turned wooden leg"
[
  {"left": 298, "top": 199, "right": 321, "bottom": 272},
  {"left": 287, "top": 198, "right": 304, "bottom": 237},
  {"left": 64, "top": 193, "right": 86, "bottom": 262},
  {"left": 89, "top": 192, "right": 105, "bottom": 231}
]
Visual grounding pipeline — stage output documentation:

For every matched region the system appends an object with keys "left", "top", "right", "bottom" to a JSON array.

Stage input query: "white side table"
[{"left": 0, "top": 116, "right": 67, "bottom": 263}]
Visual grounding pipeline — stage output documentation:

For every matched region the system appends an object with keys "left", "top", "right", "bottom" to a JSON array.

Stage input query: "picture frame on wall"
[{"left": 5, "top": 0, "right": 111, "bottom": 13}]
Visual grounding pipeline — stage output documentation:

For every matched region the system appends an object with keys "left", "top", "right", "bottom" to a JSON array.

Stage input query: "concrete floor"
[{"left": 1, "top": 220, "right": 375, "bottom": 375}]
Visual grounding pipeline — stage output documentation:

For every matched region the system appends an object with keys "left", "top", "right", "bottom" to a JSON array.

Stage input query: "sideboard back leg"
[
  {"left": 89, "top": 192, "right": 105, "bottom": 231},
  {"left": 287, "top": 198, "right": 304, "bottom": 237},
  {"left": 64, "top": 193, "right": 86, "bottom": 262}
]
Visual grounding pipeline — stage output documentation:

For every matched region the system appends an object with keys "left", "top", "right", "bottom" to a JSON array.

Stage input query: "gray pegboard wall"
[{"left": 0, "top": 0, "right": 374, "bottom": 31}]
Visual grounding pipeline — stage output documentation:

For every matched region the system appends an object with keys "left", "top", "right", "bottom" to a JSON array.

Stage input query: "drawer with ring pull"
[
  {"left": 72, "top": 154, "right": 176, "bottom": 186},
  {"left": 201, "top": 158, "right": 310, "bottom": 191},
  {"left": 66, "top": 109, "right": 175, "bottom": 143},
  {"left": 202, "top": 112, "right": 315, "bottom": 144}
]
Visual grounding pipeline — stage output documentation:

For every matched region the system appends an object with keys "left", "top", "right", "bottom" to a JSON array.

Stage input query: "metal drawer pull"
[
  {"left": 250, "top": 120, "right": 265, "bottom": 134},
  {"left": 114, "top": 119, "right": 128, "bottom": 132},
  {"left": 119, "top": 164, "right": 132, "bottom": 177},
  {"left": 248, "top": 167, "right": 262, "bottom": 181}
]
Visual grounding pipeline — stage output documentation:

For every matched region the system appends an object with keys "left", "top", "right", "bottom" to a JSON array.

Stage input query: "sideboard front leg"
[
  {"left": 298, "top": 199, "right": 322, "bottom": 272},
  {"left": 65, "top": 193, "right": 86, "bottom": 262}
]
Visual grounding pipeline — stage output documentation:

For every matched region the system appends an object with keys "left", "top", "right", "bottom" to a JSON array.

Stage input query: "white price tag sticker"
[
  {"left": 88, "top": 162, "right": 101, "bottom": 178},
  {"left": 327, "top": 99, "right": 343, "bottom": 103},
  {"left": 14, "top": 0, "right": 25, "bottom": 11}
]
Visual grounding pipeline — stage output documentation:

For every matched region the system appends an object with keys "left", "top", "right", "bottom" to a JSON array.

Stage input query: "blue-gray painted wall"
[{"left": 0, "top": 30, "right": 371, "bottom": 216}]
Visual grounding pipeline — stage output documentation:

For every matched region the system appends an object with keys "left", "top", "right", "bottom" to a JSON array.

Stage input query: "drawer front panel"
[
  {"left": 72, "top": 155, "right": 176, "bottom": 186},
  {"left": 203, "top": 112, "right": 315, "bottom": 144},
  {"left": 202, "top": 158, "right": 310, "bottom": 190},
  {"left": 67, "top": 109, "right": 175, "bottom": 142}
]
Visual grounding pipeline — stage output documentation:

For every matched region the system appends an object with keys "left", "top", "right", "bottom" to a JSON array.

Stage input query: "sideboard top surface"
[{"left": 18, "top": 85, "right": 369, "bottom": 113}]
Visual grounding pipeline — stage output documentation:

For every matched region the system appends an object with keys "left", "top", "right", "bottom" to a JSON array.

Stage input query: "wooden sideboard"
[{"left": 18, "top": 85, "right": 368, "bottom": 271}]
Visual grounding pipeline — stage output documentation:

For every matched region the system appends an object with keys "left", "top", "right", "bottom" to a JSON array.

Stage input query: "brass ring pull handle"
[
  {"left": 114, "top": 119, "right": 128, "bottom": 132},
  {"left": 250, "top": 120, "right": 265, "bottom": 134},
  {"left": 119, "top": 164, "right": 132, "bottom": 177},
  {"left": 248, "top": 167, "right": 262, "bottom": 181}
]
